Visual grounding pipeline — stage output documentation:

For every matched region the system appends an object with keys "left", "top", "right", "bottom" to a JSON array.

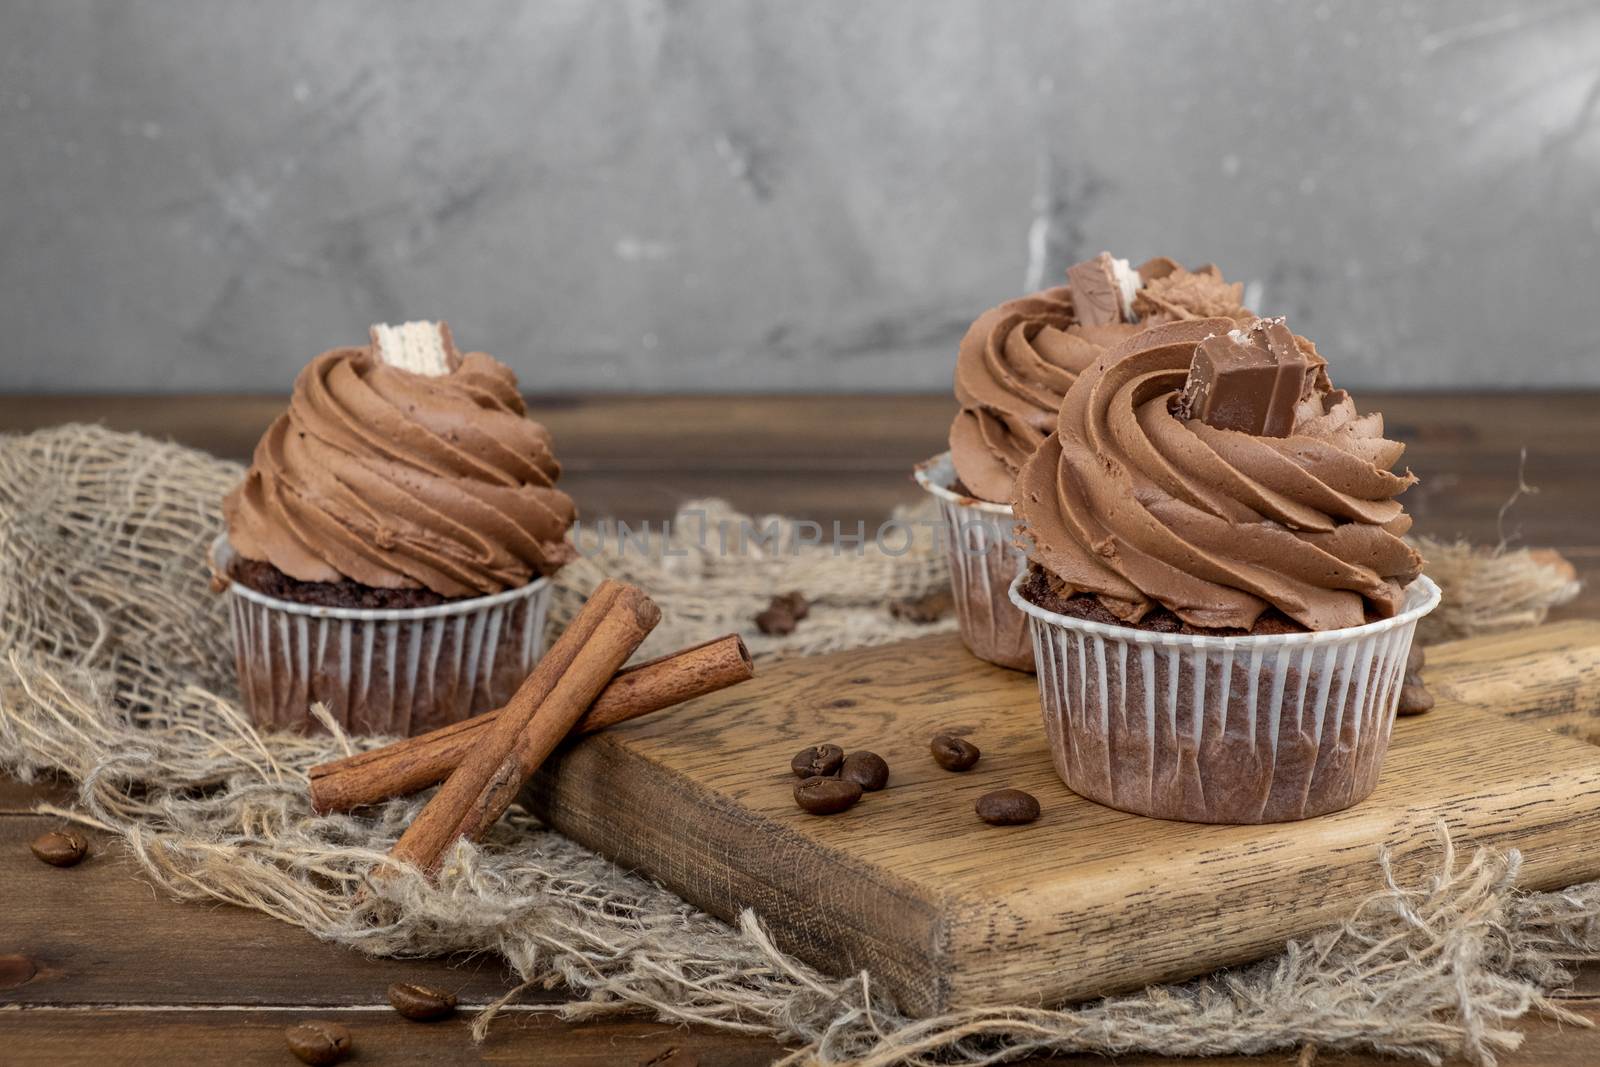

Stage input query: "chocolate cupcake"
[
  {"left": 211, "top": 321, "right": 577, "bottom": 735},
  {"left": 1008, "top": 317, "right": 1438, "bottom": 823},
  {"left": 917, "top": 252, "right": 1251, "bottom": 671}
]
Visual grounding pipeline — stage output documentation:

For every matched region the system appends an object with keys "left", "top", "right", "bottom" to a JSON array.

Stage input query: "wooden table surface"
[{"left": 2, "top": 392, "right": 1597, "bottom": 1066}]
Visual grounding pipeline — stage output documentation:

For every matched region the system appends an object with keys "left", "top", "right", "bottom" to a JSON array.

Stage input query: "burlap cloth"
[{"left": 0, "top": 424, "right": 1593, "bottom": 1066}]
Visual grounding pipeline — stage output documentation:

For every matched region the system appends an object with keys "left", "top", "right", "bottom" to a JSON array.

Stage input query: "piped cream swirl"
[
  {"left": 949, "top": 257, "right": 1251, "bottom": 503},
  {"left": 1012, "top": 319, "right": 1422, "bottom": 631},
  {"left": 224, "top": 345, "right": 576, "bottom": 598}
]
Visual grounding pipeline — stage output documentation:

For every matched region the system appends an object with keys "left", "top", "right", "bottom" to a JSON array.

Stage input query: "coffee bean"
[
  {"left": 790, "top": 743, "right": 845, "bottom": 779},
  {"left": 757, "top": 592, "right": 810, "bottom": 635},
  {"left": 1397, "top": 681, "right": 1434, "bottom": 716},
  {"left": 755, "top": 604, "right": 798, "bottom": 635},
  {"left": 775, "top": 590, "right": 810, "bottom": 621},
  {"left": 794, "top": 776, "right": 862, "bottom": 815},
  {"left": 29, "top": 829, "right": 87, "bottom": 868},
  {"left": 840, "top": 751, "right": 889, "bottom": 791},
  {"left": 0, "top": 954, "right": 38, "bottom": 991},
  {"left": 930, "top": 734, "right": 980, "bottom": 771},
  {"left": 387, "top": 981, "right": 457, "bottom": 1021},
  {"left": 976, "top": 788, "right": 1040, "bottom": 825},
  {"left": 888, "top": 590, "right": 953, "bottom": 624},
  {"left": 285, "top": 1021, "right": 353, "bottom": 1065}
]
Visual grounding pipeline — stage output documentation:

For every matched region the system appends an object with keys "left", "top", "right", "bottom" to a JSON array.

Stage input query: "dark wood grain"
[
  {"left": 0, "top": 816, "right": 513, "bottom": 1007},
  {"left": 0, "top": 1008, "right": 782, "bottom": 1065},
  {"left": 4, "top": 1000, "right": 1598, "bottom": 1065},
  {"left": 2, "top": 392, "right": 1596, "bottom": 546},
  {"left": 1, "top": 391, "right": 1597, "bottom": 1065}
]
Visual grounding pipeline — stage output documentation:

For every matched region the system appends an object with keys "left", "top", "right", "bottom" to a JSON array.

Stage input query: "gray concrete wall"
[{"left": 2, "top": 0, "right": 1598, "bottom": 394}]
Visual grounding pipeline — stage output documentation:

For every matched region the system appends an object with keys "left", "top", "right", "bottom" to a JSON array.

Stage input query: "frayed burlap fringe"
[
  {"left": 1410, "top": 537, "right": 1581, "bottom": 644},
  {"left": 1, "top": 424, "right": 1595, "bottom": 1066}
]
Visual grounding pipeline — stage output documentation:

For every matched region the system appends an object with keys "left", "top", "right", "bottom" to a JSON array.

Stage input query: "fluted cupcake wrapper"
[
  {"left": 914, "top": 453, "right": 1033, "bottom": 672},
  {"left": 1009, "top": 572, "right": 1441, "bottom": 823},
  {"left": 210, "top": 536, "right": 550, "bottom": 736}
]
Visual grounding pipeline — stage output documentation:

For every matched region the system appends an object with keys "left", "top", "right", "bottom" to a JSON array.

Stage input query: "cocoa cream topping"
[
  {"left": 224, "top": 345, "right": 576, "bottom": 598},
  {"left": 1133, "top": 257, "right": 1254, "bottom": 325},
  {"left": 949, "top": 256, "right": 1252, "bottom": 503},
  {"left": 1012, "top": 318, "right": 1422, "bottom": 631}
]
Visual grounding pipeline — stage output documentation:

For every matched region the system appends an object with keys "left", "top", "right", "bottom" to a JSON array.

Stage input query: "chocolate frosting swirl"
[
  {"left": 1133, "top": 257, "right": 1254, "bottom": 324},
  {"left": 950, "top": 287, "right": 1139, "bottom": 502},
  {"left": 949, "top": 257, "right": 1251, "bottom": 503},
  {"left": 224, "top": 345, "right": 576, "bottom": 599},
  {"left": 1012, "top": 319, "right": 1421, "bottom": 631}
]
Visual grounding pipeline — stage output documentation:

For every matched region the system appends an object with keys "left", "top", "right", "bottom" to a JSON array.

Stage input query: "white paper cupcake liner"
[
  {"left": 914, "top": 453, "right": 1033, "bottom": 672},
  {"left": 210, "top": 536, "right": 550, "bottom": 736},
  {"left": 1009, "top": 572, "right": 1441, "bottom": 823}
]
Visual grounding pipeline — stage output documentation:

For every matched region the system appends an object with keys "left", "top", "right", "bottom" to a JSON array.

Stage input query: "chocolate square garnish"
[
  {"left": 1066, "top": 253, "right": 1128, "bottom": 327},
  {"left": 1177, "top": 319, "right": 1311, "bottom": 436}
]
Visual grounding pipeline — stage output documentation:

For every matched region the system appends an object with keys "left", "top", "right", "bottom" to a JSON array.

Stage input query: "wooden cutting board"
[{"left": 523, "top": 620, "right": 1600, "bottom": 1016}]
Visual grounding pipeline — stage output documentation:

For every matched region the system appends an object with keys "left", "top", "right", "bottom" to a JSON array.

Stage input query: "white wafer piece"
[
  {"left": 1109, "top": 256, "right": 1143, "bottom": 322},
  {"left": 369, "top": 321, "right": 460, "bottom": 376}
]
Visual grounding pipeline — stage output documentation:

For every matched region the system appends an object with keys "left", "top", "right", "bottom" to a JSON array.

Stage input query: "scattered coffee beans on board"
[
  {"left": 29, "top": 829, "right": 88, "bottom": 867},
  {"left": 387, "top": 981, "right": 457, "bottom": 1021},
  {"left": 976, "top": 788, "right": 1041, "bottom": 825},
  {"left": 794, "top": 775, "right": 863, "bottom": 815},
  {"left": 285, "top": 1021, "right": 353, "bottom": 1065},
  {"left": 790, "top": 743, "right": 845, "bottom": 779},
  {"left": 930, "top": 733, "right": 980, "bottom": 771},
  {"left": 840, "top": 751, "right": 889, "bottom": 791}
]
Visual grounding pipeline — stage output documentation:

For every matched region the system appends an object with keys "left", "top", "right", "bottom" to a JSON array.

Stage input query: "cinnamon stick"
[
  {"left": 309, "top": 634, "right": 751, "bottom": 814},
  {"left": 383, "top": 580, "right": 660, "bottom": 878}
]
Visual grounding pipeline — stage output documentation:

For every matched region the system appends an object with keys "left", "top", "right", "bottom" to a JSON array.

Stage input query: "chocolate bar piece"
[
  {"left": 1177, "top": 319, "right": 1311, "bottom": 436},
  {"left": 1067, "top": 252, "right": 1128, "bottom": 327}
]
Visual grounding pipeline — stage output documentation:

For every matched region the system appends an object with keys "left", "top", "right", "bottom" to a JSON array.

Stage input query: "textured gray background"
[{"left": 2, "top": 0, "right": 1599, "bottom": 393}]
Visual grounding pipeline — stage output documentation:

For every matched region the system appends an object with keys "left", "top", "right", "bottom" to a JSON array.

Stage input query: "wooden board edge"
[
  {"left": 935, "top": 708, "right": 1600, "bottom": 1010},
  {"left": 1426, "top": 620, "right": 1600, "bottom": 740},
  {"left": 521, "top": 733, "right": 958, "bottom": 1016},
  {"left": 1427, "top": 619, "right": 1600, "bottom": 663}
]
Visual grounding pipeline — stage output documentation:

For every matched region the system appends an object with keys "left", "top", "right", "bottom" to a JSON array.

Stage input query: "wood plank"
[
  {"left": 2, "top": 391, "right": 1594, "bottom": 465},
  {"left": 523, "top": 624, "right": 1600, "bottom": 1016},
  {"left": 0, "top": 815, "right": 512, "bottom": 1007},
  {"left": 4, "top": 1000, "right": 1597, "bottom": 1066},
  {"left": 1, "top": 393, "right": 1594, "bottom": 539},
  {"left": 0, "top": 1008, "right": 783, "bottom": 1065},
  {"left": 1427, "top": 621, "right": 1600, "bottom": 743},
  {"left": 0, "top": 774, "right": 71, "bottom": 814}
]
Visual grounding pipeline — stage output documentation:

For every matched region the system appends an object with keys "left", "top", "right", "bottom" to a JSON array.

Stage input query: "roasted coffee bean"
[
  {"left": 29, "top": 829, "right": 87, "bottom": 868},
  {"left": 776, "top": 590, "right": 810, "bottom": 621},
  {"left": 794, "top": 775, "right": 862, "bottom": 815},
  {"left": 888, "top": 590, "right": 953, "bottom": 624},
  {"left": 930, "top": 733, "right": 980, "bottom": 771},
  {"left": 757, "top": 592, "right": 810, "bottom": 635},
  {"left": 755, "top": 604, "right": 797, "bottom": 635},
  {"left": 387, "top": 981, "right": 457, "bottom": 1021},
  {"left": 1397, "top": 681, "right": 1435, "bottom": 716},
  {"left": 840, "top": 751, "right": 889, "bottom": 791},
  {"left": 790, "top": 743, "right": 845, "bottom": 779},
  {"left": 976, "top": 788, "right": 1041, "bottom": 825},
  {"left": 285, "top": 1021, "right": 353, "bottom": 1065}
]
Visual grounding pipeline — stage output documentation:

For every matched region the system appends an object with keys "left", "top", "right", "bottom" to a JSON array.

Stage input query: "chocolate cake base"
[
  {"left": 223, "top": 556, "right": 549, "bottom": 735},
  {"left": 1018, "top": 567, "right": 1413, "bottom": 823},
  {"left": 230, "top": 557, "right": 456, "bottom": 610},
  {"left": 1017, "top": 566, "right": 1309, "bottom": 636}
]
